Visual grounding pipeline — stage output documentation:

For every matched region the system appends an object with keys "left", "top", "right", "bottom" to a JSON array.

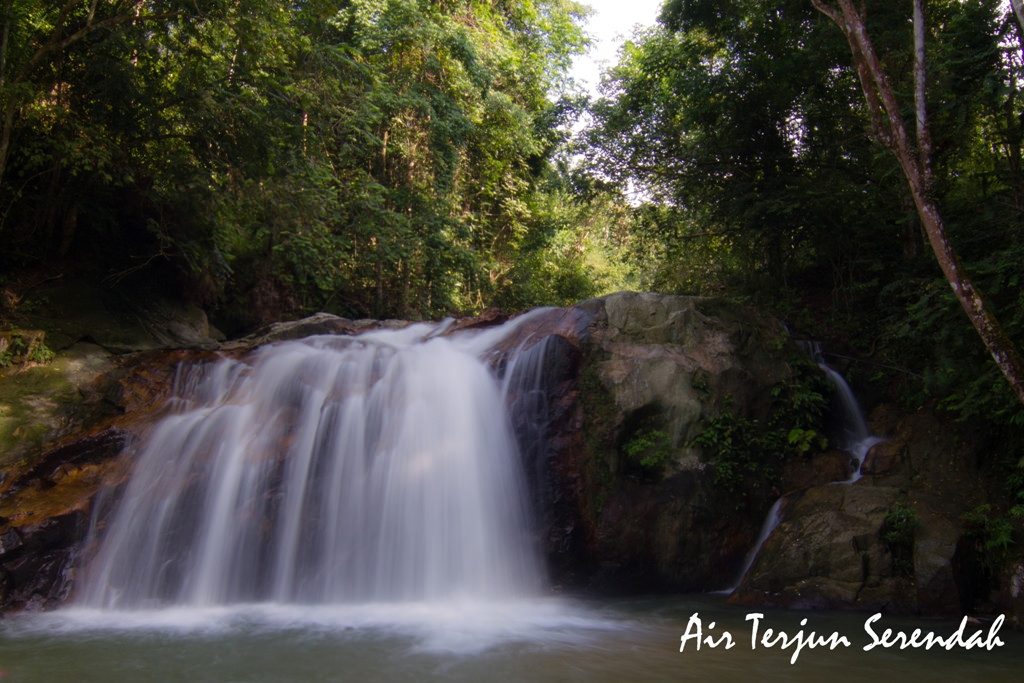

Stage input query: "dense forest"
[{"left": 1, "top": 3, "right": 1022, "bottom": 442}]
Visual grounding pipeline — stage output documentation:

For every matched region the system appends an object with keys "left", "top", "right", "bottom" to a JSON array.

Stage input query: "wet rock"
[
  {"left": 541, "top": 293, "right": 799, "bottom": 592},
  {"left": 445, "top": 308, "right": 509, "bottom": 334},
  {"left": 914, "top": 511, "right": 962, "bottom": 615},
  {"left": 781, "top": 450, "right": 853, "bottom": 492},
  {"left": 729, "top": 484, "right": 901, "bottom": 610},
  {"left": 994, "top": 562, "right": 1024, "bottom": 628},
  {"left": 731, "top": 409, "right": 988, "bottom": 616},
  {"left": 862, "top": 439, "right": 906, "bottom": 476},
  {"left": 0, "top": 528, "right": 22, "bottom": 556},
  {"left": 0, "top": 513, "right": 85, "bottom": 610},
  {"left": 229, "top": 312, "right": 410, "bottom": 348},
  {"left": 0, "top": 291, "right": 992, "bottom": 617}
]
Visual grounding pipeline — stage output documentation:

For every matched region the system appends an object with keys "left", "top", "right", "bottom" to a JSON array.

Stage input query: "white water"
[
  {"left": 78, "top": 316, "right": 552, "bottom": 612},
  {"left": 727, "top": 343, "right": 883, "bottom": 592},
  {"left": 807, "top": 343, "right": 885, "bottom": 483},
  {"left": 719, "top": 499, "right": 783, "bottom": 593}
]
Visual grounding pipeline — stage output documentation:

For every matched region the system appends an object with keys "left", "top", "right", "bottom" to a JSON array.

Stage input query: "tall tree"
[
  {"left": 0, "top": 0, "right": 592, "bottom": 326},
  {"left": 0, "top": 1, "right": 180, "bottom": 183},
  {"left": 811, "top": 0, "right": 1024, "bottom": 406},
  {"left": 589, "top": 0, "right": 901, "bottom": 294}
]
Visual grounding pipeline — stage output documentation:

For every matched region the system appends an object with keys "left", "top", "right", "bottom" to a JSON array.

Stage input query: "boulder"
[
  {"left": 781, "top": 450, "right": 853, "bottom": 492},
  {"left": 862, "top": 438, "right": 906, "bottom": 477},
  {"left": 536, "top": 293, "right": 805, "bottom": 592},
  {"left": 729, "top": 484, "right": 905, "bottom": 610},
  {"left": 995, "top": 562, "right": 1024, "bottom": 629},
  {"left": 731, "top": 410, "right": 988, "bottom": 616},
  {"left": 0, "top": 342, "right": 117, "bottom": 468},
  {"left": 14, "top": 278, "right": 218, "bottom": 353},
  {"left": 228, "top": 313, "right": 410, "bottom": 348}
]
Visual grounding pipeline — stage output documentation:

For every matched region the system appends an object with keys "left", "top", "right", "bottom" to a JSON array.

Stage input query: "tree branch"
[
  {"left": 812, "top": 0, "right": 1024, "bottom": 407},
  {"left": 913, "top": 0, "right": 934, "bottom": 188},
  {"left": 18, "top": 3, "right": 176, "bottom": 83}
]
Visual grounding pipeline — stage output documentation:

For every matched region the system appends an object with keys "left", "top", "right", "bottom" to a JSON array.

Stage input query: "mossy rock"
[{"left": 0, "top": 343, "right": 116, "bottom": 469}]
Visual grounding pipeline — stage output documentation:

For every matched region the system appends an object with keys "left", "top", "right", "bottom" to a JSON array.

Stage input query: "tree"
[
  {"left": 0, "top": 1, "right": 594, "bottom": 327},
  {"left": 588, "top": 0, "right": 903, "bottom": 295},
  {"left": 0, "top": 1, "right": 182, "bottom": 184},
  {"left": 811, "top": 0, "right": 1024, "bottom": 407}
]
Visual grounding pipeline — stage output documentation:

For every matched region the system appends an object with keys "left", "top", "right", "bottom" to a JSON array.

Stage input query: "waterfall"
[
  {"left": 805, "top": 342, "right": 884, "bottom": 482},
  {"left": 718, "top": 499, "right": 783, "bottom": 594},
  {"left": 725, "top": 342, "right": 883, "bottom": 592},
  {"left": 78, "top": 318, "right": 548, "bottom": 609}
]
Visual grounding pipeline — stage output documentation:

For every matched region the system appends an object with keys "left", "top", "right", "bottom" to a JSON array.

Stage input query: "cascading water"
[
  {"left": 725, "top": 343, "right": 884, "bottom": 592},
  {"left": 78, "top": 319, "right": 547, "bottom": 609},
  {"left": 718, "top": 499, "right": 783, "bottom": 594},
  {"left": 805, "top": 342, "right": 885, "bottom": 483}
]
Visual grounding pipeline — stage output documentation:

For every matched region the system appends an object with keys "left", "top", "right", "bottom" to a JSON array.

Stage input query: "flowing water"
[
  {"left": 719, "top": 499, "right": 785, "bottom": 593},
  {"left": 725, "top": 344, "right": 886, "bottom": 591},
  {"left": 1, "top": 597, "right": 1021, "bottom": 681},
  {"left": 79, "top": 317, "right": 548, "bottom": 607},
  {"left": 806, "top": 342, "right": 885, "bottom": 482},
  {"left": 1, "top": 324, "right": 1020, "bottom": 680}
]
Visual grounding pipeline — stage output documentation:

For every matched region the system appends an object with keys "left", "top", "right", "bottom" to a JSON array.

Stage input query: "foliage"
[
  {"left": 882, "top": 503, "right": 918, "bottom": 578},
  {"left": 0, "top": 0, "right": 596, "bottom": 328},
  {"left": 960, "top": 458, "right": 1024, "bottom": 572},
  {"left": 623, "top": 427, "right": 672, "bottom": 473},
  {"left": 26, "top": 340, "right": 55, "bottom": 364},
  {"left": 0, "top": 332, "right": 53, "bottom": 367},
  {"left": 692, "top": 409, "right": 773, "bottom": 491},
  {"left": 2, "top": 0, "right": 1022, "bottom": 455},
  {"left": 692, "top": 358, "right": 831, "bottom": 491},
  {"left": 881, "top": 243, "right": 1024, "bottom": 429},
  {"left": 589, "top": 0, "right": 1024, "bottom": 435},
  {"left": 588, "top": 0, "right": 903, "bottom": 294}
]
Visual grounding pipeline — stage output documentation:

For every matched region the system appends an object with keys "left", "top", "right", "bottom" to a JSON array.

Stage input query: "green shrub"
[
  {"left": 691, "top": 356, "right": 831, "bottom": 491},
  {"left": 623, "top": 427, "right": 673, "bottom": 472},
  {"left": 883, "top": 503, "right": 918, "bottom": 578},
  {"left": 962, "top": 503, "right": 1020, "bottom": 569},
  {"left": 0, "top": 333, "right": 55, "bottom": 368}
]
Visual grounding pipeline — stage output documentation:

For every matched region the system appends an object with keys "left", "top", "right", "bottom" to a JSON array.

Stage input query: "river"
[{"left": 1, "top": 596, "right": 1020, "bottom": 681}]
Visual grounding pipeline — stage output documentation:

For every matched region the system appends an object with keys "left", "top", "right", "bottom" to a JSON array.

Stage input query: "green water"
[{"left": 0, "top": 597, "right": 1020, "bottom": 682}]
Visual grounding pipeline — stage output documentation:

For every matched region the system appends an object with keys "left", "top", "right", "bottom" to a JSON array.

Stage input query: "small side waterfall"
[
  {"left": 806, "top": 342, "right": 885, "bottom": 482},
  {"left": 725, "top": 343, "right": 883, "bottom": 592},
  {"left": 718, "top": 499, "right": 783, "bottom": 594},
  {"left": 78, "top": 318, "right": 549, "bottom": 609}
]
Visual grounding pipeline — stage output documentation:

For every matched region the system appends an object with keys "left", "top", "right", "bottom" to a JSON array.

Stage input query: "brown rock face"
[
  {"left": 781, "top": 451, "right": 853, "bottom": 492},
  {"left": 0, "top": 345, "right": 222, "bottom": 609},
  {"left": 2, "top": 292, "right": 804, "bottom": 608},
  {"left": 729, "top": 484, "right": 905, "bottom": 611},
  {"left": 528, "top": 293, "right": 804, "bottom": 592},
  {"left": 0, "top": 428, "right": 129, "bottom": 610},
  {"left": 861, "top": 439, "right": 905, "bottom": 476}
]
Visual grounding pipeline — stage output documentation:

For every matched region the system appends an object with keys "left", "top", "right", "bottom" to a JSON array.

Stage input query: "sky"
[{"left": 569, "top": 0, "right": 665, "bottom": 98}]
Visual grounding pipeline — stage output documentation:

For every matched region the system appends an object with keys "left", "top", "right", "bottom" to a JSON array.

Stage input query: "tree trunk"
[
  {"left": 0, "top": 104, "right": 13, "bottom": 184},
  {"left": 912, "top": 0, "right": 932, "bottom": 182},
  {"left": 1011, "top": 0, "right": 1024, "bottom": 36},
  {"left": 813, "top": 0, "right": 1024, "bottom": 407}
]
